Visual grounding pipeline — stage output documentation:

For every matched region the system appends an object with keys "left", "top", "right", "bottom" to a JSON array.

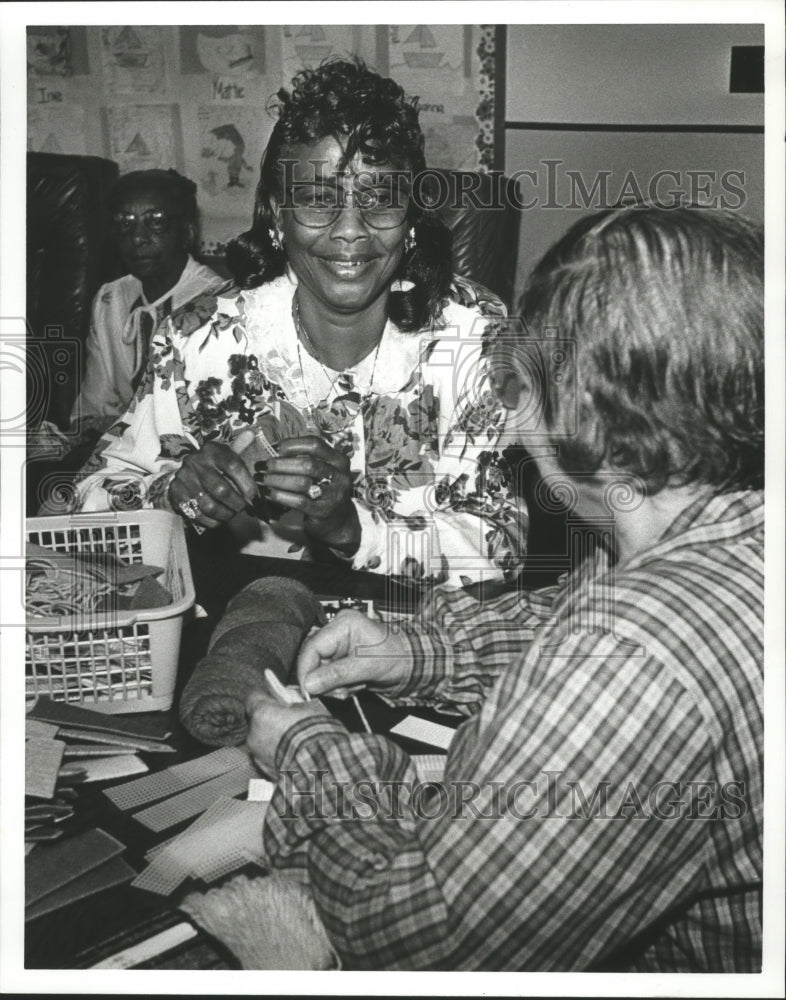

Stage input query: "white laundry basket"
[{"left": 25, "top": 510, "right": 195, "bottom": 713}]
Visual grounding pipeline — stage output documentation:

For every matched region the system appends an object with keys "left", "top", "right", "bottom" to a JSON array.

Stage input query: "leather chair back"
[
  {"left": 431, "top": 169, "right": 521, "bottom": 309},
  {"left": 27, "top": 152, "right": 120, "bottom": 428}
]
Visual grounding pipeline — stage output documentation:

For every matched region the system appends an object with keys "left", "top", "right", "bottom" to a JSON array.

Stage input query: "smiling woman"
[{"left": 70, "top": 59, "right": 527, "bottom": 589}]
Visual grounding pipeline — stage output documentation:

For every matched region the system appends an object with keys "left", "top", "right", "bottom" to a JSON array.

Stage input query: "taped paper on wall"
[
  {"left": 196, "top": 105, "right": 271, "bottom": 214},
  {"left": 104, "top": 104, "right": 182, "bottom": 173},
  {"left": 281, "top": 25, "right": 368, "bottom": 84},
  {"left": 28, "top": 104, "right": 87, "bottom": 157},
  {"left": 388, "top": 25, "right": 470, "bottom": 96},
  {"left": 100, "top": 26, "right": 167, "bottom": 97},
  {"left": 27, "top": 27, "right": 90, "bottom": 77},
  {"left": 180, "top": 26, "right": 266, "bottom": 78}
]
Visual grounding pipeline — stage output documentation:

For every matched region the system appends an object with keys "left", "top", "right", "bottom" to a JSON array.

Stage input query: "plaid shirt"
[{"left": 263, "top": 490, "right": 763, "bottom": 971}]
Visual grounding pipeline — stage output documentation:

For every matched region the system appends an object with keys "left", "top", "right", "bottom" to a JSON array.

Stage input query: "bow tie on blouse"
[{"left": 126, "top": 295, "right": 173, "bottom": 392}]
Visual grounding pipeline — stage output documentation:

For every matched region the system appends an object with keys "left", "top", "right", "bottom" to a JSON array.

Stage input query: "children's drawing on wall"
[
  {"left": 180, "top": 26, "right": 266, "bottom": 78},
  {"left": 208, "top": 124, "right": 253, "bottom": 189},
  {"left": 28, "top": 28, "right": 70, "bottom": 77},
  {"left": 389, "top": 25, "right": 470, "bottom": 96},
  {"left": 197, "top": 106, "right": 272, "bottom": 214},
  {"left": 420, "top": 116, "right": 481, "bottom": 171},
  {"left": 103, "top": 104, "right": 181, "bottom": 173},
  {"left": 28, "top": 104, "right": 87, "bottom": 155},
  {"left": 180, "top": 26, "right": 268, "bottom": 104},
  {"left": 386, "top": 25, "right": 485, "bottom": 170},
  {"left": 281, "top": 25, "right": 366, "bottom": 85},
  {"left": 100, "top": 26, "right": 167, "bottom": 97},
  {"left": 27, "top": 26, "right": 89, "bottom": 78}
]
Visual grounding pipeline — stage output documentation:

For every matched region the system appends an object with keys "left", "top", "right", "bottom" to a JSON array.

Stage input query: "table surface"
[{"left": 24, "top": 551, "right": 473, "bottom": 971}]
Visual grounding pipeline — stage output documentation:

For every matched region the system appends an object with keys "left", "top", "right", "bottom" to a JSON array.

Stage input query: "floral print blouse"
[{"left": 73, "top": 271, "right": 528, "bottom": 587}]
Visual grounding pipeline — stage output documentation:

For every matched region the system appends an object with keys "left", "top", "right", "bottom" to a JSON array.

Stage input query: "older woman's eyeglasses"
[
  {"left": 111, "top": 210, "right": 181, "bottom": 235},
  {"left": 286, "top": 182, "right": 409, "bottom": 230}
]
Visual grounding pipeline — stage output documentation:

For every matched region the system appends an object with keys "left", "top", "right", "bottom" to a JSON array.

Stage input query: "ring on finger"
[
  {"left": 180, "top": 497, "right": 200, "bottom": 519},
  {"left": 179, "top": 491, "right": 205, "bottom": 520},
  {"left": 307, "top": 483, "right": 323, "bottom": 501}
]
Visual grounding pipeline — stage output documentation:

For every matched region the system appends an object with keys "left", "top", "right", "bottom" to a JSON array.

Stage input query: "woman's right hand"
[
  {"left": 168, "top": 438, "right": 258, "bottom": 529},
  {"left": 296, "top": 610, "right": 411, "bottom": 699}
]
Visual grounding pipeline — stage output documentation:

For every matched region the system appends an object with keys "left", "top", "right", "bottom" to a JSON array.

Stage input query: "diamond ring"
[
  {"left": 307, "top": 474, "right": 333, "bottom": 501},
  {"left": 179, "top": 494, "right": 202, "bottom": 519}
]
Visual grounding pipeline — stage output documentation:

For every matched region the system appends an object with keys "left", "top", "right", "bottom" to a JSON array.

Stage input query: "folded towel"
[{"left": 178, "top": 578, "right": 325, "bottom": 747}]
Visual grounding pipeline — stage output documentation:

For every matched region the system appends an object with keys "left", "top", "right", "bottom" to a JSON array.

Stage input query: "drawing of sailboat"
[
  {"left": 112, "top": 26, "right": 150, "bottom": 69},
  {"left": 295, "top": 26, "right": 333, "bottom": 64},
  {"left": 402, "top": 26, "right": 443, "bottom": 69}
]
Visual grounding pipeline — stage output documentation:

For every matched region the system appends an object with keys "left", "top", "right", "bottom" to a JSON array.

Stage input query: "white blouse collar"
[{"left": 219, "top": 273, "right": 436, "bottom": 399}]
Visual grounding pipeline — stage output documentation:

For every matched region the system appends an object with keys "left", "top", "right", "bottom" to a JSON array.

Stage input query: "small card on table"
[{"left": 388, "top": 715, "right": 456, "bottom": 751}]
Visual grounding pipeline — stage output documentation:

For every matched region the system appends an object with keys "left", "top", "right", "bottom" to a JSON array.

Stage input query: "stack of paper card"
[
  {"left": 24, "top": 696, "right": 183, "bottom": 806},
  {"left": 132, "top": 795, "right": 269, "bottom": 895},
  {"left": 25, "top": 697, "right": 180, "bottom": 852},
  {"left": 27, "top": 695, "right": 174, "bottom": 751},
  {"left": 103, "top": 746, "right": 248, "bottom": 812},
  {"left": 104, "top": 746, "right": 257, "bottom": 861},
  {"left": 100, "top": 748, "right": 269, "bottom": 897},
  {"left": 25, "top": 828, "right": 135, "bottom": 921},
  {"left": 26, "top": 738, "right": 66, "bottom": 800},
  {"left": 26, "top": 732, "right": 150, "bottom": 803}
]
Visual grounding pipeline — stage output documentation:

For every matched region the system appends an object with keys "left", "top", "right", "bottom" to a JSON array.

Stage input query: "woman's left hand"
[{"left": 260, "top": 436, "right": 360, "bottom": 555}]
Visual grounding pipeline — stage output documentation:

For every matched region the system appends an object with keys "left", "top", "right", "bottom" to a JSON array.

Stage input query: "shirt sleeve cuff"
[
  {"left": 381, "top": 625, "right": 454, "bottom": 701},
  {"left": 274, "top": 714, "right": 351, "bottom": 775}
]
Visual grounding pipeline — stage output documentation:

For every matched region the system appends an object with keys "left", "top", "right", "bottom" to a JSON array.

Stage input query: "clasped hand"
[
  {"left": 168, "top": 430, "right": 360, "bottom": 552},
  {"left": 245, "top": 691, "right": 327, "bottom": 777},
  {"left": 245, "top": 611, "right": 411, "bottom": 775},
  {"left": 296, "top": 610, "right": 409, "bottom": 698}
]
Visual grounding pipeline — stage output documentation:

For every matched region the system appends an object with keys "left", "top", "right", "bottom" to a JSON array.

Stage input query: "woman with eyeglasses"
[
  {"left": 73, "top": 60, "right": 526, "bottom": 589},
  {"left": 71, "top": 169, "right": 223, "bottom": 431}
]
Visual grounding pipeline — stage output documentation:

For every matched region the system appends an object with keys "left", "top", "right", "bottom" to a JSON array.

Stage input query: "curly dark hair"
[
  {"left": 518, "top": 206, "right": 764, "bottom": 493},
  {"left": 226, "top": 58, "right": 452, "bottom": 331}
]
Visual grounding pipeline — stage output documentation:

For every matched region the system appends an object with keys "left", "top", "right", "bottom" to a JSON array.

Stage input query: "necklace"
[{"left": 293, "top": 296, "right": 382, "bottom": 414}]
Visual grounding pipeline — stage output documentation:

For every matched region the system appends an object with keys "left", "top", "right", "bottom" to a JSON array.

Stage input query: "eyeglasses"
[
  {"left": 286, "top": 183, "right": 410, "bottom": 230},
  {"left": 111, "top": 210, "right": 181, "bottom": 235}
]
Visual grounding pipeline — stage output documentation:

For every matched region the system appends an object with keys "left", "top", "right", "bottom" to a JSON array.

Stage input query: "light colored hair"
[{"left": 518, "top": 206, "right": 764, "bottom": 492}]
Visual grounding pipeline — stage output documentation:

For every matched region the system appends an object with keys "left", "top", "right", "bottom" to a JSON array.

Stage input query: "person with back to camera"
[
  {"left": 71, "top": 59, "right": 526, "bottom": 589},
  {"left": 72, "top": 168, "right": 224, "bottom": 433},
  {"left": 240, "top": 206, "right": 763, "bottom": 971}
]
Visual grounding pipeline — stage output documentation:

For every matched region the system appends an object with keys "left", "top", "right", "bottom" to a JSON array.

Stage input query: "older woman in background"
[
  {"left": 72, "top": 168, "right": 224, "bottom": 431},
  {"left": 73, "top": 59, "right": 526, "bottom": 588}
]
